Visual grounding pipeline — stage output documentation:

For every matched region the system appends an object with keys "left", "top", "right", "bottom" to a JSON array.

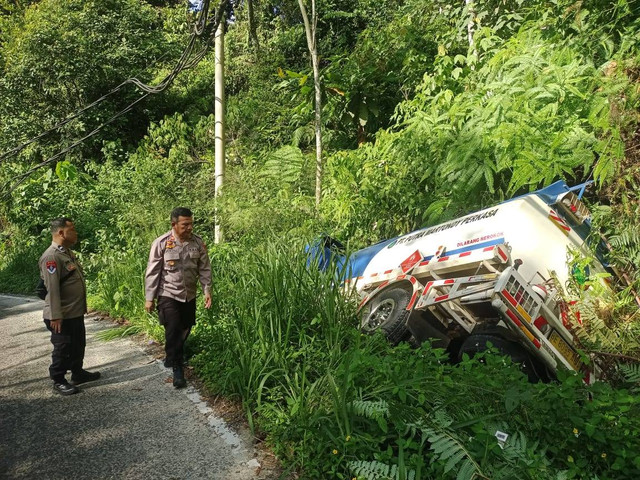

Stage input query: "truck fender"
[{"left": 357, "top": 275, "right": 422, "bottom": 313}]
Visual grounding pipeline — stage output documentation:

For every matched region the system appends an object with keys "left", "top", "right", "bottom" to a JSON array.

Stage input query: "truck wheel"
[
  {"left": 458, "top": 334, "right": 549, "bottom": 383},
  {"left": 361, "top": 286, "right": 412, "bottom": 344}
]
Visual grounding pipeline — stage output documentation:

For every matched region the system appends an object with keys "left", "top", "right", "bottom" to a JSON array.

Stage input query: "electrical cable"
[
  {"left": 3, "top": 92, "right": 150, "bottom": 197},
  {"left": 1, "top": 0, "right": 228, "bottom": 198},
  {"left": 0, "top": 82, "right": 130, "bottom": 162},
  {"left": 0, "top": 0, "right": 220, "bottom": 162},
  {"left": 0, "top": 49, "right": 172, "bottom": 163}
]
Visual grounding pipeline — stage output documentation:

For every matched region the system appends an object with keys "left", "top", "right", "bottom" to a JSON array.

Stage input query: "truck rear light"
[
  {"left": 556, "top": 191, "right": 591, "bottom": 224},
  {"left": 504, "top": 277, "right": 536, "bottom": 314}
]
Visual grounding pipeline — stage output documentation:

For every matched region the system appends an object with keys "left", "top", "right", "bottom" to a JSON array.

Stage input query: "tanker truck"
[{"left": 319, "top": 181, "right": 613, "bottom": 383}]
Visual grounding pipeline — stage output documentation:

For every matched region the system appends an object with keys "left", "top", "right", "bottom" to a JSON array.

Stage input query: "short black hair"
[
  {"left": 171, "top": 207, "right": 193, "bottom": 223},
  {"left": 50, "top": 217, "right": 73, "bottom": 234}
]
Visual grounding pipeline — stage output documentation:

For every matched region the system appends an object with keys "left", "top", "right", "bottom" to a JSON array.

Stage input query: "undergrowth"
[{"left": 190, "top": 242, "right": 640, "bottom": 479}]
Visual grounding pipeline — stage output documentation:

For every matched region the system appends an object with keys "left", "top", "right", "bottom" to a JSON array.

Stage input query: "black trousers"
[
  {"left": 157, "top": 296, "right": 196, "bottom": 367},
  {"left": 44, "top": 316, "right": 86, "bottom": 383}
]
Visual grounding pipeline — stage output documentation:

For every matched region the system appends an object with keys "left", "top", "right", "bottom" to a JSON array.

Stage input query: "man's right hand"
[
  {"left": 50, "top": 319, "right": 63, "bottom": 334},
  {"left": 145, "top": 300, "right": 155, "bottom": 313}
]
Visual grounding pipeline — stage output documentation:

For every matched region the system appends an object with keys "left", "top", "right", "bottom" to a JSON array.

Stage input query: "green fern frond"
[
  {"left": 549, "top": 261, "right": 640, "bottom": 382},
  {"left": 291, "top": 125, "right": 315, "bottom": 148},
  {"left": 455, "top": 459, "right": 477, "bottom": 480},
  {"left": 608, "top": 229, "right": 640, "bottom": 250},
  {"left": 350, "top": 399, "right": 390, "bottom": 420},
  {"left": 348, "top": 460, "right": 416, "bottom": 480},
  {"left": 425, "top": 428, "right": 483, "bottom": 480},
  {"left": 261, "top": 146, "right": 305, "bottom": 184},
  {"left": 389, "top": 402, "right": 426, "bottom": 429},
  {"left": 422, "top": 197, "right": 451, "bottom": 224},
  {"left": 444, "top": 449, "right": 468, "bottom": 473},
  {"left": 619, "top": 363, "right": 640, "bottom": 388},
  {"left": 500, "top": 430, "right": 541, "bottom": 464},
  {"left": 431, "top": 407, "right": 454, "bottom": 428}
]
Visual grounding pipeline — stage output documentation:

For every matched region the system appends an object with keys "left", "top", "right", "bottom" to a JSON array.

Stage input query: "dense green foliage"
[
  {"left": 1, "top": 0, "right": 639, "bottom": 477},
  {"left": 192, "top": 244, "right": 640, "bottom": 479}
]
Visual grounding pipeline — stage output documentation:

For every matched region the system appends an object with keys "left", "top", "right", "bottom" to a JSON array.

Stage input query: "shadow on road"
[
  {"left": 0, "top": 350, "right": 254, "bottom": 479},
  {"left": 0, "top": 295, "right": 269, "bottom": 480},
  {"left": 0, "top": 297, "right": 43, "bottom": 319}
]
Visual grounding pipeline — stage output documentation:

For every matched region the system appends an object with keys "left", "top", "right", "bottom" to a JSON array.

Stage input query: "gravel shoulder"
[{"left": 0, "top": 294, "right": 281, "bottom": 480}]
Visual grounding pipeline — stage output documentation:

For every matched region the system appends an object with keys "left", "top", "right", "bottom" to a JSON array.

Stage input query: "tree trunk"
[
  {"left": 465, "top": 0, "right": 478, "bottom": 63},
  {"left": 298, "top": 0, "right": 323, "bottom": 208},
  {"left": 247, "top": 0, "right": 260, "bottom": 49},
  {"left": 214, "top": 21, "right": 225, "bottom": 243}
]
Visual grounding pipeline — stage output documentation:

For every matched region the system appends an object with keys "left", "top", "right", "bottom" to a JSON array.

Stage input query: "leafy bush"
[
  {"left": 1, "top": 1, "right": 639, "bottom": 478},
  {"left": 191, "top": 242, "right": 640, "bottom": 479}
]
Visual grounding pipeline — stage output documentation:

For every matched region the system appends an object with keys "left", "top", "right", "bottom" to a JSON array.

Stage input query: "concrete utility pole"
[
  {"left": 465, "top": 0, "right": 478, "bottom": 63},
  {"left": 214, "top": 20, "right": 225, "bottom": 244}
]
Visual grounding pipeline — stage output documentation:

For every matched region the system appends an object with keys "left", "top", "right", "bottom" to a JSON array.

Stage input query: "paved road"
[{"left": 0, "top": 294, "right": 273, "bottom": 480}]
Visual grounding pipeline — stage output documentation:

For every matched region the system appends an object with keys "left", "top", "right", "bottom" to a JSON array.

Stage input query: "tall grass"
[
  {"left": 0, "top": 244, "right": 44, "bottom": 294},
  {"left": 191, "top": 241, "right": 640, "bottom": 479},
  {"left": 193, "top": 241, "right": 359, "bottom": 419},
  {"left": 88, "top": 248, "right": 164, "bottom": 340}
]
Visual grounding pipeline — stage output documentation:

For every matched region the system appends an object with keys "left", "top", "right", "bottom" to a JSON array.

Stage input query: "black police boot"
[
  {"left": 53, "top": 381, "right": 80, "bottom": 396},
  {"left": 172, "top": 366, "right": 186, "bottom": 389}
]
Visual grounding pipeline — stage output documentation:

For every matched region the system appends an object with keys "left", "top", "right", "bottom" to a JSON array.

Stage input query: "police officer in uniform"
[
  {"left": 144, "top": 207, "right": 212, "bottom": 388},
  {"left": 39, "top": 217, "right": 101, "bottom": 395}
]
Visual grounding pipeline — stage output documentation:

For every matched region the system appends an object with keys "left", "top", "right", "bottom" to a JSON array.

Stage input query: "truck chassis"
[{"left": 355, "top": 241, "right": 591, "bottom": 383}]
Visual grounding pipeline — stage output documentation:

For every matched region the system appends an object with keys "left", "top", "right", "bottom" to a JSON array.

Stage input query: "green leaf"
[
  {"left": 359, "top": 104, "right": 369, "bottom": 127},
  {"left": 55, "top": 161, "right": 77, "bottom": 181},
  {"left": 377, "top": 416, "right": 388, "bottom": 433},
  {"left": 504, "top": 388, "right": 521, "bottom": 413},
  {"left": 453, "top": 54, "right": 466, "bottom": 65}
]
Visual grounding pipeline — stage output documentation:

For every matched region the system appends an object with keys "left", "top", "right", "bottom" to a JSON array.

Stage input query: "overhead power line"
[
  {"left": 5, "top": 93, "right": 151, "bottom": 196},
  {"left": 1, "top": 0, "right": 228, "bottom": 199},
  {"left": 0, "top": 0, "right": 223, "bottom": 164}
]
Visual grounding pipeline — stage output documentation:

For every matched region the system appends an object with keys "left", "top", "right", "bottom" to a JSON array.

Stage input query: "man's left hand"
[
  {"left": 204, "top": 292, "right": 212, "bottom": 309},
  {"left": 145, "top": 300, "right": 155, "bottom": 313}
]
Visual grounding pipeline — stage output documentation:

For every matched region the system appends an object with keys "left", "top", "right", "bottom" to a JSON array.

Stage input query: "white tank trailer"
[{"left": 328, "top": 181, "right": 613, "bottom": 383}]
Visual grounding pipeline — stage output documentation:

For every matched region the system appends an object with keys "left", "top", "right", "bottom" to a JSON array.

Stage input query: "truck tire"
[
  {"left": 361, "top": 286, "right": 412, "bottom": 344},
  {"left": 457, "top": 334, "right": 549, "bottom": 383}
]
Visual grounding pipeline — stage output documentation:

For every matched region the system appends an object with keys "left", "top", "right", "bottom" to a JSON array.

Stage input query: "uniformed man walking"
[
  {"left": 144, "top": 207, "right": 212, "bottom": 388},
  {"left": 39, "top": 217, "right": 101, "bottom": 395}
]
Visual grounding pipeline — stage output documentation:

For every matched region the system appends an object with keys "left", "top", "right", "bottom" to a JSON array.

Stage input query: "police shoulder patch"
[{"left": 46, "top": 260, "right": 57, "bottom": 274}]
